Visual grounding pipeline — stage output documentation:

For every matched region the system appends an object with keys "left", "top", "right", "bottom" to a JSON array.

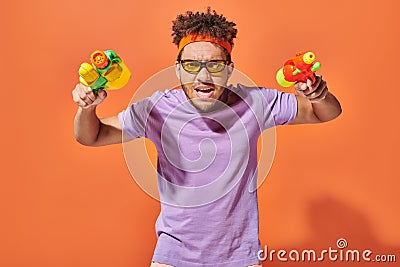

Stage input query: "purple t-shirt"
[{"left": 118, "top": 84, "right": 297, "bottom": 266}]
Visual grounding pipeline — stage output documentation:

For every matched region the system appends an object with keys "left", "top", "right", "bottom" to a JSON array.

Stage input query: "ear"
[
  {"left": 175, "top": 61, "right": 181, "bottom": 80},
  {"left": 227, "top": 61, "right": 234, "bottom": 79}
]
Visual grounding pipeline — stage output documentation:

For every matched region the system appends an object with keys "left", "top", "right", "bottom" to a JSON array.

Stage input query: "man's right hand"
[{"left": 72, "top": 83, "right": 107, "bottom": 109}]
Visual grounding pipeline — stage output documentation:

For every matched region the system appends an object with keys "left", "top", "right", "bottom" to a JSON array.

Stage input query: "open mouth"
[{"left": 194, "top": 86, "right": 215, "bottom": 98}]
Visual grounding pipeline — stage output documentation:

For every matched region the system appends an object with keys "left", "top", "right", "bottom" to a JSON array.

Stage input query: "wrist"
[{"left": 79, "top": 104, "right": 97, "bottom": 111}]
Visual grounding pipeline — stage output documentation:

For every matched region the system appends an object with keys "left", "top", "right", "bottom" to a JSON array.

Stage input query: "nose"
[{"left": 195, "top": 65, "right": 212, "bottom": 83}]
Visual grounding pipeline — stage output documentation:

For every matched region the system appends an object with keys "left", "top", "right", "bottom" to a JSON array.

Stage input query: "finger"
[
  {"left": 313, "top": 75, "right": 323, "bottom": 88},
  {"left": 74, "top": 83, "right": 85, "bottom": 90},
  {"left": 310, "top": 87, "right": 328, "bottom": 103},
  {"left": 301, "top": 76, "right": 319, "bottom": 95},
  {"left": 78, "top": 92, "right": 95, "bottom": 105},
  {"left": 77, "top": 92, "right": 94, "bottom": 105},
  {"left": 97, "top": 89, "right": 108, "bottom": 100},
  {"left": 307, "top": 79, "right": 312, "bottom": 88},
  {"left": 76, "top": 87, "right": 96, "bottom": 103},
  {"left": 308, "top": 81, "right": 328, "bottom": 100},
  {"left": 305, "top": 77, "right": 325, "bottom": 97},
  {"left": 90, "top": 89, "right": 107, "bottom": 106},
  {"left": 72, "top": 85, "right": 85, "bottom": 103},
  {"left": 76, "top": 87, "right": 88, "bottom": 99},
  {"left": 303, "top": 76, "right": 322, "bottom": 95},
  {"left": 294, "top": 82, "right": 302, "bottom": 91},
  {"left": 294, "top": 85, "right": 306, "bottom": 97},
  {"left": 76, "top": 98, "right": 89, "bottom": 107},
  {"left": 84, "top": 86, "right": 92, "bottom": 93},
  {"left": 294, "top": 82, "right": 307, "bottom": 92},
  {"left": 75, "top": 83, "right": 90, "bottom": 93},
  {"left": 82, "top": 96, "right": 95, "bottom": 106},
  {"left": 306, "top": 80, "right": 326, "bottom": 98},
  {"left": 73, "top": 84, "right": 96, "bottom": 107},
  {"left": 86, "top": 91, "right": 96, "bottom": 102}
]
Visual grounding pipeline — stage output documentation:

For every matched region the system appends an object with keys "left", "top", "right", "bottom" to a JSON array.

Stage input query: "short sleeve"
[
  {"left": 259, "top": 87, "right": 298, "bottom": 129},
  {"left": 118, "top": 97, "right": 152, "bottom": 139}
]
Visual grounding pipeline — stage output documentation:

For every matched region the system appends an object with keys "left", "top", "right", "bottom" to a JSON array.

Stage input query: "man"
[{"left": 72, "top": 8, "right": 341, "bottom": 267}]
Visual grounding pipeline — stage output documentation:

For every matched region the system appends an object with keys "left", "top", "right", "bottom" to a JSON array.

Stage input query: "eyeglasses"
[{"left": 180, "top": 60, "right": 227, "bottom": 74}]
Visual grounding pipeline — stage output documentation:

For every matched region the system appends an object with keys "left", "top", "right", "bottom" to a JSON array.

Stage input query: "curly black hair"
[{"left": 172, "top": 7, "right": 237, "bottom": 61}]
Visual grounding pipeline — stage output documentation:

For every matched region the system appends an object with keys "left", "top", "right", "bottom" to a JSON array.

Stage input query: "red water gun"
[{"left": 276, "top": 51, "right": 321, "bottom": 87}]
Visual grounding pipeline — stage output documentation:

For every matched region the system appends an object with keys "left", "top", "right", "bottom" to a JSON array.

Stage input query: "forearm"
[
  {"left": 74, "top": 106, "right": 101, "bottom": 146},
  {"left": 291, "top": 75, "right": 342, "bottom": 124},
  {"left": 311, "top": 91, "right": 342, "bottom": 122}
]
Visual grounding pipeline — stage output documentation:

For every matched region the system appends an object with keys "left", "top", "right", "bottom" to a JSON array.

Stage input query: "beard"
[{"left": 189, "top": 98, "right": 220, "bottom": 112}]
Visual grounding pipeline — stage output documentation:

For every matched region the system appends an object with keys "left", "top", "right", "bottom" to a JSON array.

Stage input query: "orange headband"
[{"left": 177, "top": 34, "right": 233, "bottom": 55}]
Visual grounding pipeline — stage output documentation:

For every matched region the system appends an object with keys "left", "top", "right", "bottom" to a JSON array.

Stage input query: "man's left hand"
[{"left": 294, "top": 75, "right": 328, "bottom": 103}]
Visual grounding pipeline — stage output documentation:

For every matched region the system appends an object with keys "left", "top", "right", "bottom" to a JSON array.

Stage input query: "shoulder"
[
  {"left": 233, "top": 83, "right": 280, "bottom": 95},
  {"left": 231, "top": 83, "right": 287, "bottom": 104},
  {"left": 130, "top": 89, "right": 186, "bottom": 108},
  {"left": 148, "top": 89, "right": 186, "bottom": 104}
]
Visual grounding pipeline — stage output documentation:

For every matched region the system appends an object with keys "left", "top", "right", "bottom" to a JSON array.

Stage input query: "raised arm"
[
  {"left": 72, "top": 83, "right": 125, "bottom": 146},
  {"left": 289, "top": 75, "right": 342, "bottom": 124}
]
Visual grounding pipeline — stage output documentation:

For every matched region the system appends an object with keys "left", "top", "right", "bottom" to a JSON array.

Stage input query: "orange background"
[{"left": 1, "top": 0, "right": 399, "bottom": 266}]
